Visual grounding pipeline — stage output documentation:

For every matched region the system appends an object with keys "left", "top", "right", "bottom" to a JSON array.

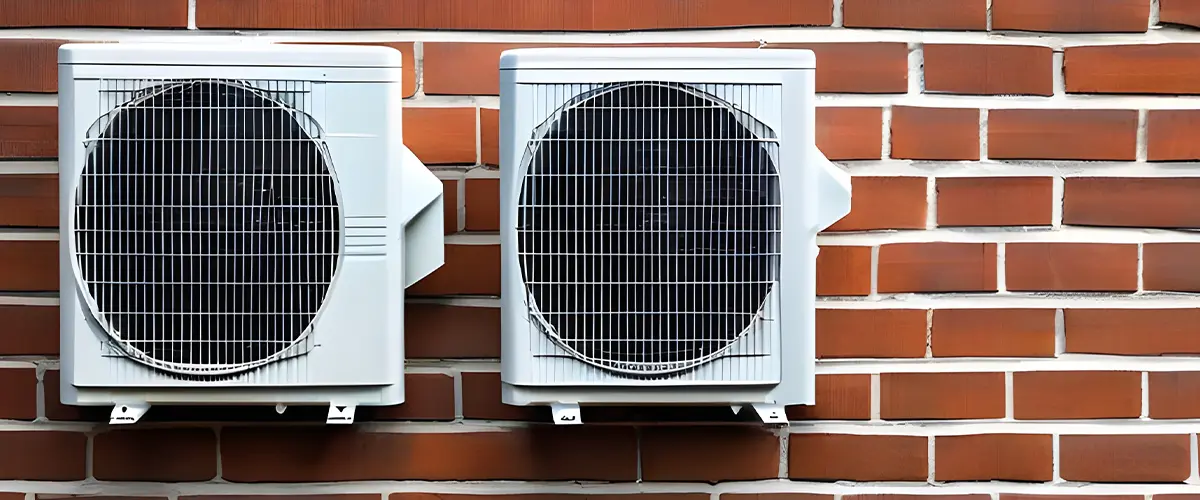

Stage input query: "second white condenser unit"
[
  {"left": 57, "top": 41, "right": 444, "bottom": 424},
  {"left": 498, "top": 47, "right": 852, "bottom": 424}
]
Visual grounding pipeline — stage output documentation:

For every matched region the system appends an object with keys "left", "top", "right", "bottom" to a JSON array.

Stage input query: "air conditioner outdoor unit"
[
  {"left": 498, "top": 47, "right": 851, "bottom": 425},
  {"left": 57, "top": 41, "right": 444, "bottom": 425}
]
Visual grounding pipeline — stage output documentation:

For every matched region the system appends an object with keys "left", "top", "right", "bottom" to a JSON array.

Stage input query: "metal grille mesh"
[
  {"left": 517, "top": 81, "right": 781, "bottom": 376},
  {"left": 74, "top": 79, "right": 341, "bottom": 376}
]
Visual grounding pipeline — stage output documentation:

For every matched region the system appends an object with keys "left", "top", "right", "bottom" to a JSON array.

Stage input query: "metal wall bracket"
[
  {"left": 109, "top": 403, "right": 150, "bottom": 424},
  {"left": 550, "top": 403, "right": 582, "bottom": 425}
]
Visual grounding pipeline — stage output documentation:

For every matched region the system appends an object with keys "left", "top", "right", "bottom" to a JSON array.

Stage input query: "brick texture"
[
  {"left": 932, "top": 309, "right": 1057, "bottom": 357},
  {"left": 816, "top": 107, "right": 884, "bottom": 161},
  {"left": 825, "top": 176, "right": 926, "bottom": 232},
  {"left": 988, "top": 109, "right": 1138, "bottom": 160},
  {"left": 408, "top": 244, "right": 500, "bottom": 296},
  {"left": 405, "top": 303, "right": 500, "bottom": 358},
  {"left": 464, "top": 178, "right": 500, "bottom": 231},
  {"left": 890, "top": 106, "right": 980, "bottom": 160},
  {"left": 816, "top": 309, "right": 928, "bottom": 358},
  {"left": 766, "top": 43, "right": 910, "bottom": 93},
  {"left": 992, "top": 0, "right": 1151, "bottom": 32},
  {"left": 1064, "top": 309, "right": 1200, "bottom": 355},
  {"left": 0, "top": 0, "right": 188, "bottom": 27},
  {"left": 1059, "top": 434, "right": 1191, "bottom": 482},
  {"left": 93, "top": 428, "right": 218, "bottom": 481},
  {"left": 0, "top": 106, "right": 57, "bottom": 159},
  {"left": 196, "top": 0, "right": 835, "bottom": 30},
  {"left": 0, "top": 174, "right": 57, "bottom": 228},
  {"left": 842, "top": 0, "right": 988, "bottom": 30},
  {"left": 815, "top": 246, "right": 872, "bottom": 296},
  {"left": 0, "top": 39, "right": 66, "bottom": 92},
  {"left": 1064, "top": 177, "right": 1200, "bottom": 228},
  {"left": 880, "top": 372, "right": 1006, "bottom": 419},
  {"left": 404, "top": 107, "right": 478, "bottom": 165},
  {"left": 0, "top": 241, "right": 58, "bottom": 292},
  {"left": 640, "top": 427, "right": 780, "bottom": 481},
  {"left": 0, "top": 432, "right": 87, "bottom": 480},
  {"left": 0, "top": 369, "right": 37, "bottom": 420},
  {"left": 1149, "top": 372, "right": 1200, "bottom": 419},
  {"left": 934, "top": 434, "right": 1054, "bottom": 481},
  {"left": 221, "top": 427, "right": 638, "bottom": 481},
  {"left": 0, "top": 304, "right": 58, "bottom": 355},
  {"left": 1143, "top": 243, "right": 1200, "bottom": 292},
  {"left": 787, "top": 374, "right": 872, "bottom": 420},
  {"left": 923, "top": 44, "right": 1054, "bottom": 95},
  {"left": 1161, "top": 0, "right": 1200, "bottom": 27},
  {"left": 1147, "top": 110, "right": 1200, "bottom": 160},
  {"left": 1012, "top": 371, "right": 1142, "bottom": 419},
  {"left": 789, "top": 434, "right": 928, "bottom": 481},
  {"left": 1005, "top": 243, "right": 1138, "bottom": 292},
  {"left": 936, "top": 177, "right": 1053, "bottom": 227},
  {"left": 1067, "top": 44, "right": 1200, "bottom": 94},
  {"left": 877, "top": 243, "right": 998, "bottom": 293}
]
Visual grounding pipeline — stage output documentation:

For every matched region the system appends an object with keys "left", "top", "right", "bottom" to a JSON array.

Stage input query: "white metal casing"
[
  {"left": 498, "top": 47, "right": 851, "bottom": 409},
  {"left": 58, "top": 41, "right": 445, "bottom": 408}
]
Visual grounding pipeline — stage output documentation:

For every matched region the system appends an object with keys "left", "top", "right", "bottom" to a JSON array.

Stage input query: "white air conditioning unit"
[
  {"left": 498, "top": 47, "right": 851, "bottom": 425},
  {"left": 57, "top": 41, "right": 444, "bottom": 425}
]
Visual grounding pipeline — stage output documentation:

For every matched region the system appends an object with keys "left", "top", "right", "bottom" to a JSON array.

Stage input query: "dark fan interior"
[
  {"left": 517, "top": 82, "right": 781, "bottom": 374},
  {"left": 75, "top": 80, "right": 340, "bottom": 371}
]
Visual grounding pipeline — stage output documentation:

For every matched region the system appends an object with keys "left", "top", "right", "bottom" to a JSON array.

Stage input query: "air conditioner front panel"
[
  {"left": 516, "top": 81, "right": 782, "bottom": 378},
  {"left": 72, "top": 78, "right": 342, "bottom": 376}
]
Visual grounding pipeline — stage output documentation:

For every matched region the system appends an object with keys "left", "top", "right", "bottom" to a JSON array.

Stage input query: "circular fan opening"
[
  {"left": 517, "top": 82, "right": 781, "bottom": 375},
  {"left": 73, "top": 80, "right": 341, "bottom": 375}
]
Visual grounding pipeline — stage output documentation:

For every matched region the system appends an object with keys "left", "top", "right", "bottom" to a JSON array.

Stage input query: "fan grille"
[
  {"left": 517, "top": 81, "right": 781, "bottom": 376},
  {"left": 74, "top": 79, "right": 341, "bottom": 375}
]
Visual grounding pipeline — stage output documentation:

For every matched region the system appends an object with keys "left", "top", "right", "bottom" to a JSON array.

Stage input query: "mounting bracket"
[
  {"left": 751, "top": 403, "right": 788, "bottom": 425},
  {"left": 326, "top": 403, "right": 356, "bottom": 424},
  {"left": 550, "top": 403, "right": 582, "bottom": 425},
  {"left": 109, "top": 403, "right": 150, "bottom": 424}
]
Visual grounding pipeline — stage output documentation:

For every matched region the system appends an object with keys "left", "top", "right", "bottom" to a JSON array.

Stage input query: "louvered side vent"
[
  {"left": 516, "top": 82, "right": 782, "bottom": 380},
  {"left": 74, "top": 79, "right": 341, "bottom": 378}
]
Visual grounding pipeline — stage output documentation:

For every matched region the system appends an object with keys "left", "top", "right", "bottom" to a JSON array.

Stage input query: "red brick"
[
  {"left": 1060, "top": 434, "right": 1190, "bottom": 482},
  {"left": 404, "top": 107, "right": 477, "bottom": 165},
  {"left": 465, "top": 178, "right": 500, "bottom": 232},
  {"left": 0, "top": 240, "right": 58, "bottom": 291},
  {"left": 93, "top": 428, "right": 217, "bottom": 481},
  {"left": 789, "top": 434, "right": 928, "bottom": 481},
  {"left": 0, "top": 368, "right": 36, "bottom": 420},
  {"left": 405, "top": 303, "right": 500, "bottom": 358},
  {"left": 877, "top": 243, "right": 998, "bottom": 293},
  {"left": 1064, "top": 177, "right": 1200, "bottom": 228},
  {"left": 368, "top": 373, "right": 456, "bottom": 421},
  {"left": 1003, "top": 496, "right": 1143, "bottom": 500},
  {"left": 931, "top": 309, "right": 1056, "bottom": 357},
  {"left": 641, "top": 427, "right": 780, "bottom": 481},
  {"left": 935, "top": 434, "right": 1054, "bottom": 481},
  {"left": 880, "top": 372, "right": 1006, "bottom": 420},
  {"left": 988, "top": 109, "right": 1138, "bottom": 161},
  {"left": 843, "top": 0, "right": 987, "bottom": 29},
  {"left": 0, "top": 39, "right": 65, "bottom": 92},
  {"left": 196, "top": 0, "right": 834, "bottom": 30},
  {"left": 43, "top": 370, "right": 97, "bottom": 422},
  {"left": 423, "top": 42, "right": 757, "bottom": 95},
  {"left": 0, "top": 432, "right": 87, "bottom": 480},
  {"left": 1065, "top": 309, "right": 1200, "bottom": 355},
  {"left": 1006, "top": 243, "right": 1138, "bottom": 292},
  {"left": 923, "top": 44, "right": 1054, "bottom": 96},
  {"left": 0, "top": 106, "right": 57, "bottom": 159},
  {"left": 787, "top": 374, "right": 872, "bottom": 420},
  {"left": 825, "top": 177, "right": 926, "bottom": 232},
  {"left": 1013, "top": 371, "right": 1141, "bottom": 419},
  {"left": 0, "top": 304, "right": 57, "bottom": 355},
  {"left": 221, "top": 427, "right": 637, "bottom": 481},
  {"left": 1067, "top": 44, "right": 1200, "bottom": 94},
  {"left": 890, "top": 107, "right": 980, "bottom": 161},
  {"left": 462, "top": 371, "right": 540, "bottom": 421},
  {"left": 723, "top": 495, "right": 832, "bottom": 500},
  {"left": 815, "top": 309, "right": 928, "bottom": 359},
  {"left": 408, "top": 244, "right": 500, "bottom": 296},
  {"left": 936, "top": 177, "right": 1053, "bottom": 227},
  {"left": 1144, "top": 243, "right": 1200, "bottom": 292},
  {"left": 1147, "top": 110, "right": 1200, "bottom": 161},
  {"left": 443, "top": 179, "right": 461, "bottom": 234},
  {"left": 993, "top": 0, "right": 1150, "bottom": 32},
  {"left": 1161, "top": 0, "right": 1200, "bottom": 27},
  {"left": 767, "top": 43, "right": 910, "bottom": 93},
  {"left": 816, "top": 246, "right": 872, "bottom": 296},
  {"left": 1149, "top": 372, "right": 1200, "bottom": 418},
  {"left": 0, "top": 0, "right": 187, "bottom": 27},
  {"left": 393, "top": 495, "right": 707, "bottom": 500},
  {"left": 816, "top": 107, "right": 884, "bottom": 160},
  {"left": 0, "top": 174, "right": 57, "bottom": 227},
  {"left": 480, "top": 108, "right": 499, "bottom": 165},
  {"left": 186, "top": 496, "right": 378, "bottom": 500}
]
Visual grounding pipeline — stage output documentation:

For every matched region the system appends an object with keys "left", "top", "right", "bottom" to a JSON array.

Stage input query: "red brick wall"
[{"left": 2, "top": 0, "right": 1200, "bottom": 498}]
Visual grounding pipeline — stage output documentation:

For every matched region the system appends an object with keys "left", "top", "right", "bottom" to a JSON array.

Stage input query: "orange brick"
[
  {"left": 640, "top": 427, "right": 780, "bottom": 481},
  {"left": 1067, "top": 44, "right": 1200, "bottom": 94},
  {"left": 936, "top": 177, "right": 1053, "bottom": 227},
  {"left": 408, "top": 244, "right": 500, "bottom": 296},
  {"left": 890, "top": 106, "right": 980, "bottom": 161},
  {"left": 988, "top": 109, "right": 1138, "bottom": 161},
  {"left": 1013, "top": 371, "right": 1141, "bottom": 419},
  {"left": 825, "top": 176, "right": 926, "bottom": 232},
  {"left": 843, "top": 0, "right": 987, "bottom": 29},
  {"left": 1, "top": 0, "right": 187, "bottom": 27},
  {"left": 816, "top": 107, "right": 883, "bottom": 160},
  {"left": 877, "top": 243, "right": 998, "bottom": 293},
  {"left": 880, "top": 372, "right": 1006, "bottom": 419},
  {"left": 1149, "top": 372, "right": 1200, "bottom": 419},
  {"left": 403, "top": 107, "right": 477, "bottom": 165},
  {"left": 1147, "top": 110, "right": 1200, "bottom": 161},
  {"left": 816, "top": 246, "right": 872, "bottom": 296},
  {"left": 1064, "top": 177, "right": 1200, "bottom": 228},
  {"left": 993, "top": 0, "right": 1151, "bottom": 32},
  {"left": 923, "top": 44, "right": 1054, "bottom": 96},
  {"left": 935, "top": 434, "right": 1054, "bottom": 481},
  {"left": 789, "top": 434, "right": 928, "bottom": 481},
  {"left": 1064, "top": 309, "right": 1200, "bottom": 355},
  {"left": 1060, "top": 435, "right": 1190, "bottom": 482},
  {"left": 816, "top": 309, "right": 928, "bottom": 358},
  {"left": 787, "top": 374, "right": 872, "bottom": 420},
  {"left": 464, "top": 178, "right": 500, "bottom": 232},
  {"left": 1005, "top": 243, "right": 1138, "bottom": 292},
  {"left": 932, "top": 309, "right": 1056, "bottom": 357}
]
